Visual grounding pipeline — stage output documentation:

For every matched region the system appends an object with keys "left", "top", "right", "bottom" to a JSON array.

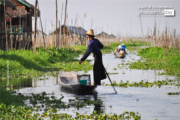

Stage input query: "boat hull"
[
  {"left": 58, "top": 71, "right": 97, "bottom": 93},
  {"left": 114, "top": 49, "right": 126, "bottom": 58}
]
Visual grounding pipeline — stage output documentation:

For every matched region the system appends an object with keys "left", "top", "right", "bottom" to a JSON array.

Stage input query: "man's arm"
[{"left": 80, "top": 45, "right": 92, "bottom": 61}]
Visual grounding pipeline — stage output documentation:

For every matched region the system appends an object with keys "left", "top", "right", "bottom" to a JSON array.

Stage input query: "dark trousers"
[{"left": 93, "top": 51, "right": 107, "bottom": 85}]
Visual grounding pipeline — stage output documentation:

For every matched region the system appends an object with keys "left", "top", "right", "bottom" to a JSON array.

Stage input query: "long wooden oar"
[{"left": 104, "top": 69, "right": 117, "bottom": 94}]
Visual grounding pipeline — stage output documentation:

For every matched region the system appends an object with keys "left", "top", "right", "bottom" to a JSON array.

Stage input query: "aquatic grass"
[
  {"left": 12, "top": 91, "right": 103, "bottom": 110},
  {"left": 113, "top": 68, "right": 117, "bottom": 70},
  {"left": 0, "top": 47, "right": 94, "bottom": 88},
  {"left": 100, "top": 40, "right": 146, "bottom": 53},
  {"left": 130, "top": 47, "right": 180, "bottom": 76},
  {"left": 108, "top": 72, "right": 119, "bottom": 75},
  {"left": 0, "top": 47, "right": 90, "bottom": 77},
  {"left": 167, "top": 92, "right": 180, "bottom": 95},
  {"left": 0, "top": 40, "right": 146, "bottom": 72},
  {"left": 102, "top": 79, "right": 180, "bottom": 88},
  {"left": 0, "top": 89, "right": 24, "bottom": 106},
  {"left": 0, "top": 89, "right": 142, "bottom": 119},
  {"left": 0, "top": 41, "right": 147, "bottom": 88}
]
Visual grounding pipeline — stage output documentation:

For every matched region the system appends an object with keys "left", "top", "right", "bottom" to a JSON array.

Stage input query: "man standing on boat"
[{"left": 79, "top": 29, "right": 107, "bottom": 85}]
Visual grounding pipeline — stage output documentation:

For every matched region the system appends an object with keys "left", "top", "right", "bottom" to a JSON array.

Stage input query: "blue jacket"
[
  {"left": 121, "top": 45, "right": 126, "bottom": 50},
  {"left": 81, "top": 39, "right": 104, "bottom": 61}
]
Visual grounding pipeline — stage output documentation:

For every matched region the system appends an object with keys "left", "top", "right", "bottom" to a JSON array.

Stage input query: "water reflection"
[
  {"left": 93, "top": 92, "right": 104, "bottom": 114},
  {"left": 0, "top": 76, "right": 32, "bottom": 90},
  {"left": 60, "top": 86, "right": 104, "bottom": 114},
  {"left": 32, "top": 76, "right": 58, "bottom": 87}
]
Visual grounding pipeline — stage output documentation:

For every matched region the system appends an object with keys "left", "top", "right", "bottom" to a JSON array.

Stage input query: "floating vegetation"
[
  {"left": 108, "top": 72, "right": 119, "bottom": 75},
  {"left": 0, "top": 102, "right": 142, "bottom": 120},
  {"left": 72, "top": 110, "right": 141, "bottom": 120},
  {"left": 16, "top": 91, "right": 103, "bottom": 110},
  {"left": 113, "top": 68, "right": 117, "bottom": 70},
  {"left": 130, "top": 47, "right": 180, "bottom": 76},
  {"left": 121, "top": 63, "right": 125, "bottom": 65},
  {"left": 0, "top": 89, "right": 144, "bottom": 120},
  {"left": 167, "top": 92, "right": 180, "bottom": 95},
  {"left": 117, "top": 66, "right": 121, "bottom": 69},
  {"left": 102, "top": 80, "right": 180, "bottom": 88}
]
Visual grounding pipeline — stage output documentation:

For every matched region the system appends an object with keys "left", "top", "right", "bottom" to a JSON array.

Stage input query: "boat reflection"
[{"left": 60, "top": 86, "right": 105, "bottom": 114}]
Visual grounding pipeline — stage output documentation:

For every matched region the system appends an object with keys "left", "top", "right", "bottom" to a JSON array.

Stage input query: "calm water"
[{"left": 16, "top": 52, "right": 180, "bottom": 120}]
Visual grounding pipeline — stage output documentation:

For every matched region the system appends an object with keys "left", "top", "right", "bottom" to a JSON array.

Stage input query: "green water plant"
[
  {"left": 102, "top": 79, "right": 180, "bottom": 88},
  {"left": 167, "top": 92, "right": 180, "bottom": 95},
  {"left": 0, "top": 88, "right": 143, "bottom": 120},
  {"left": 130, "top": 47, "right": 180, "bottom": 76}
]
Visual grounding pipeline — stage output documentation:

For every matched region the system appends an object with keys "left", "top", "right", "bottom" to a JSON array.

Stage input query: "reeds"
[
  {"left": 34, "top": 35, "right": 88, "bottom": 48},
  {"left": 146, "top": 21, "right": 180, "bottom": 50}
]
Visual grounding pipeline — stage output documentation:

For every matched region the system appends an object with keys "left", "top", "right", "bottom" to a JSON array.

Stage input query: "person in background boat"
[
  {"left": 121, "top": 43, "right": 127, "bottom": 54},
  {"left": 117, "top": 44, "right": 122, "bottom": 52},
  {"left": 79, "top": 29, "right": 107, "bottom": 85},
  {"left": 121, "top": 43, "right": 126, "bottom": 51}
]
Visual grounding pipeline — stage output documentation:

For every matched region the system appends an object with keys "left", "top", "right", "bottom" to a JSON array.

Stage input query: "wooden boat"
[
  {"left": 58, "top": 71, "right": 97, "bottom": 93},
  {"left": 114, "top": 49, "right": 126, "bottom": 58}
]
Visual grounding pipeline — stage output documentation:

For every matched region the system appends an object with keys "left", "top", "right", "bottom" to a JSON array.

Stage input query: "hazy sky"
[{"left": 27, "top": 0, "right": 180, "bottom": 37}]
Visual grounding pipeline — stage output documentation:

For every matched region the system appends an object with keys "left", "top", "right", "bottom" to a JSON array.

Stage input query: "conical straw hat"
[{"left": 86, "top": 29, "right": 95, "bottom": 36}]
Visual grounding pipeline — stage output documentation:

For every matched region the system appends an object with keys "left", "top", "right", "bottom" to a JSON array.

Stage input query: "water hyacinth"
[
  {"left": 167, "top": 92, "right": 180, "bottom": 95},
  {"left": 101, "top": 79, "right": 180, "bottom": 88},
  {"left": 129, "top": 47, "right": 180, "bottom": 76},
  {"left": 0, "top": 90, "right": 144, "bottom": 120},
  {"left": 108, "top": 72, "right": 119, "bottom": 75}
]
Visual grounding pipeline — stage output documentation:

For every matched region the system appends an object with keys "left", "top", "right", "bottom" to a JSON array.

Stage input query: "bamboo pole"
[
  {"left": 58, "top": 20, "right": 60, "bottom": 49},
  {"left": 38, "top": 2, "right": 46, "bottom": 48},
  {"left": 33, "top": 0, "right": 38, "bottom": 54},
  {"left": 0, "top": 6, "right": 1, "bottom": 50},
  {"left": 17, "top": 9, "right": 21, "bottom": 50},
  {"left": 4, "top": 0, "right": 8, "bottom": 51},
  {"left": 24, "top": 13, "right": 28, "bottom": 50},
  {"left": 22, "top": 16, "right": 25, "bottom": 49},
  {"left": 74, "top": 15, "right": 78, "bottom": 45},
  {"left": 51, "top": 21, "right": 53, "bottom": 48},
  {"left": 44, "top": 18, "right": 46, "bottom": 33},
  {"left": 139, "top": 15, "right": 144, "bottom": 48},
  {"left": 71, "top": 19, "right": 73, "bottom": 45},
  {"left": 64, "top": 0, "right": 68, "bottom": 47},
  {"left": 10, "top": 16, "right": 12, "bottom": 50},
  {"left": 60, "top": 3, "right": 64, "bottom": 48},
  {"left": 56, "top": 0, "right": 57, "bottom": 48},
  {"left": 130, "top": 19, "right": 132, "bottom": 38},
  {"left": 64, "top": 0, "right": 67, "bottom": 46}
]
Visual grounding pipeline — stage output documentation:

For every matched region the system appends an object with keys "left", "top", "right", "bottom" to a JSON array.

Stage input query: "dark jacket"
[
  {"left": 81, "top": 38, "right": 106, "bottom": 85},
  {"left": 81, "top": 39, "right": 104, "bottom": 61}
]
